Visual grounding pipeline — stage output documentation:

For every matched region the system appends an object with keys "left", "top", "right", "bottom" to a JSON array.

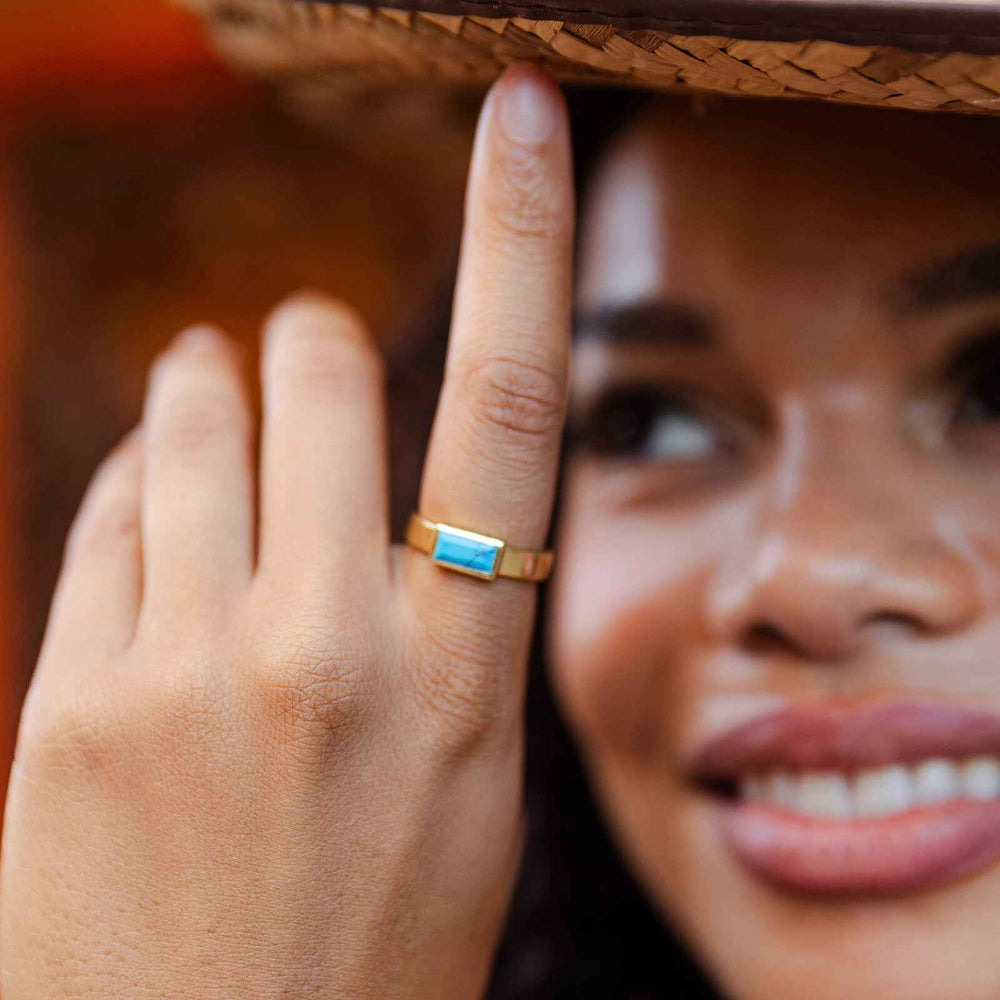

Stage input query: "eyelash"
[{"left": 951, "top": 333, "right": 1000, "bottom": 424}]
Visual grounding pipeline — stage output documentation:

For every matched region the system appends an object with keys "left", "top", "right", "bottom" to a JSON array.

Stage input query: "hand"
[{"left": 1, "top": 64, "right": 573, "bottom": 999}]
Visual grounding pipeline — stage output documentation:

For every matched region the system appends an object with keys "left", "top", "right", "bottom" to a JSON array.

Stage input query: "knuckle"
[
  {"left": 483, "top": 148, "right": 570, "bottom": 245},
  {"left": 140, "top": 660, "right": 227, "bottom": 738},
  {"left": 251, "top": 618, "right": 371, "bottom": 736},
  {"left": 20, "top": 664, "right": 235, "bottom": 790},
  {"left": 407, "top": 610, "right": 511, "bottom": 755},
  {"left": 462, "top": 351, "right": 567, "bottom": 441},
  {"left": 16, "top": 687, "right": 123, "bottom": 780}
]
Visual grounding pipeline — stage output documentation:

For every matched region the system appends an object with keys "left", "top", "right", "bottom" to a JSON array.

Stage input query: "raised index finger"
[{"left": 416, "top": 65, "right": 574, "bottom": 570}]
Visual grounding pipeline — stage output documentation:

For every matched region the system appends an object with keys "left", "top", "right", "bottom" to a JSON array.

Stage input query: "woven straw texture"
[{"left": 186, "top": 0, "right": 1000, "bottom": 115}]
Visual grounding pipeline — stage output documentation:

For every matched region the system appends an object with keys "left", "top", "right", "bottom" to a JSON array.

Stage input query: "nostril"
[
  {"left": 859, "top": 611, "right": 922, "bottom": 640},
  {"left": 742, "top": 621, "right": 797, "bottom": 656}
]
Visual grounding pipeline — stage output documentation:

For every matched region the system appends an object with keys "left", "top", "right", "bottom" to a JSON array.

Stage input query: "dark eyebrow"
[
  {"left": 889, "top": 242, "right": 1000, "bottom": 316},
  {"left": 573, "top": 299, "right": 715, "bottom": 347}
]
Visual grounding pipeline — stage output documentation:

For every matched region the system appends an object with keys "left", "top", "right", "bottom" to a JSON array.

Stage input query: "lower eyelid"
[{"left": 575, "top": 451, "right": 750, "bottom": 510}]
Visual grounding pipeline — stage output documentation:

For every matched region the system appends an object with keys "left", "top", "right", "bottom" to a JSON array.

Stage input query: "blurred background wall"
[{"left": 0, "top": 0, "right": 474, "bottom": 820}]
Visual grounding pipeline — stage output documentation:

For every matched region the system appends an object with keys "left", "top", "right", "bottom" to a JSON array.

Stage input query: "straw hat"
[{"left": 181, "top": 0, "right": 1000, "bottom": 115}]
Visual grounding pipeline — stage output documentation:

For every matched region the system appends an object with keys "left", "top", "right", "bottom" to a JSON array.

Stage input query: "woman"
[{"left": 3, "top": 63, "right": 1000, "bottom": 999}]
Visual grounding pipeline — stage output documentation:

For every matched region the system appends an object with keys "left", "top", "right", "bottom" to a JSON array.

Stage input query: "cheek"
[{"left": 547, "top": 471, "right": 739, "bottom": 761}]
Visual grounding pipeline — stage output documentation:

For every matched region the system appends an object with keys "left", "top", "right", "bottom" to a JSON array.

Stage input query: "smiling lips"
[{"left": 692, "top": 702, "right": 1000, "bottom": 894}]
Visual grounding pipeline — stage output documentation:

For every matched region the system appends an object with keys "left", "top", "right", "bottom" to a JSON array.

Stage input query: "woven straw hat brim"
[{"left": 185, "top": 0, "right": 1000, "bottom": 115}]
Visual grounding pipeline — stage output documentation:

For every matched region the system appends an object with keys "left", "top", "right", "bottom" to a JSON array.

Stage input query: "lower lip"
[{"left": 716, "top": 797, "right": 1000, "bottom": 894}]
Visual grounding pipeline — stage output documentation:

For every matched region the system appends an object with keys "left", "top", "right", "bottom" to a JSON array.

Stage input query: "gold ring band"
[{"left": 406, "top": 514, "right": 554, "bottom": 582}]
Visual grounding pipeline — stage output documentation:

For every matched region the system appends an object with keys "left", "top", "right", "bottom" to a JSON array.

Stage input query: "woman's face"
[{"left": 549, "top": 101, "right": 1000, "bottom": 999}]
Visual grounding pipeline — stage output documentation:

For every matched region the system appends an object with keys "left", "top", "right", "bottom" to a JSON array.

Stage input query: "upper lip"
[{"left": 690, "top": 701, "right": 1000, "bottom": 782}]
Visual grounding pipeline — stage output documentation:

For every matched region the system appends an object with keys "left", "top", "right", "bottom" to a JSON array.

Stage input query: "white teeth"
[
  {"left": 913, "top": 759, "right": 962, "bottom": 806},
  {"left": 797, "top": 772, "right": 853, "bottom": 819},
  {"left": 740, "top": 776, "right": 764, "bottom": 802},
  {"left": 741, "top": 755, "right": 1000, "bottom": 820},
  {"left": 962, "top": 757, "right": 1000, "bottom": 800},
  {"left": 854, "top": 765, "right": 913, "bottom": 818},
  {"left": 764, "top": 771, "right": 797, "bottom": 809}
]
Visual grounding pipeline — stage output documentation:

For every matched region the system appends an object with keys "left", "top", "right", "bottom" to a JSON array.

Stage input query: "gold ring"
[{"left": 406, "top": 513, "right": 554, "bottom": 582}]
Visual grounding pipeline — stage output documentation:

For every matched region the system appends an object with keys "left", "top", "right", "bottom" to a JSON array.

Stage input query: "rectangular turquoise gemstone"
[{"left": 432, "top": 526, "right": 502, "bottom": 577}]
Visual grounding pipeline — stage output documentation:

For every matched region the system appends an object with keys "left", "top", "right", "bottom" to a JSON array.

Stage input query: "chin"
[{"left": 593, "top": 755, "right": 1000, "bottom": 1000}]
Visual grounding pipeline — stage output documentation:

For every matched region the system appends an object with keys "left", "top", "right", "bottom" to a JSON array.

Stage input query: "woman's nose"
[{"left": 704, "top": 411, "right": 984, "bottom": 663}]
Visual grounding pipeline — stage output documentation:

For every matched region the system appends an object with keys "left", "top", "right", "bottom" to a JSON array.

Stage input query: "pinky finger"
[{"left": 42, "top": 429, "right": 144, "bottom": 667}]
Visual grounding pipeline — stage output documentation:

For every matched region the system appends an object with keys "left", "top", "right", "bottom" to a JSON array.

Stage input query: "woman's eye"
[
  {"left": 951, "top": 333, "right": 1000, "bottom": 424},
  {"left": 959, "top": 364, "right": 1000, "bottom": 422},
  {"left": 575, "top": 386, "right": 720, "bottom": 461}
]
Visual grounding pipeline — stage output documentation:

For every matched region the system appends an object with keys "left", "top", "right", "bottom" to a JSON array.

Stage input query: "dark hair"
[
  {"left": 486, "top": 604, "right": 719, "bottom": 999},
  {"left": 486, "top": 88, "right": 719, "bottom": 1000}
]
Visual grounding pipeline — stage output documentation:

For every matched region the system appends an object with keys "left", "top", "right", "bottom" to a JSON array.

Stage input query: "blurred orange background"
[
  {"left": 0, "top": 0, "right": 237, "bottom": 820},
  {"left": 0, "top": 0, "right": 470, "bottom": 818},
  {"left": 0, "top": 0, "right": 218, "bottom": 819}
]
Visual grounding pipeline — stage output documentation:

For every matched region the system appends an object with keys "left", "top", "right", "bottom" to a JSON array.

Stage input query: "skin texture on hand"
[{"left": 0, "top": 64, "right": 573, "bottom": 999}]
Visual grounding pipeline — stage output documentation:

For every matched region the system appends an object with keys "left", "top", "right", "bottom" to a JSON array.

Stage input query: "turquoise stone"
[{"left": 432, "top": 527, "right": 501, "bottom": 577}]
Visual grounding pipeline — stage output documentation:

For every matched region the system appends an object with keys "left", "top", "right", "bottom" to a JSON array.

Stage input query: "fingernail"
[
  {"left": 175, "top": 324, "right": 223, "bottom": 350},
  {"left": 496, "top": 65, "right": 562, "bottom": 147}
]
